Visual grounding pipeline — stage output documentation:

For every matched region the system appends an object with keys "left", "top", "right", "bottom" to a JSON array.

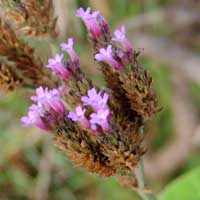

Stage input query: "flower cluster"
[
  {"left": 21, "top": 7, "right": 159, "bottom": 179},
  {"left": 21, "top": 86, "right": 110, "bottom": 134},
  {"left": 68, "top": 88, "right": 110, "bottom": 132},
  {"left": 76, "top": 7, "right": 109, "bottom": 40},
  {"left": 21, "top": 87, "right": 66, "bottom": 131},
  {"left": 46, "top": 38, "right": 80, "bottom": 82}
]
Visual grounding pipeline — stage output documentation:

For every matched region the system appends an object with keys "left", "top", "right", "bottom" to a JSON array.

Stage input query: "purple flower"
[
  {"left": 90, "top": 109, "right": 110, "bottom": 132},
  {"left": 21, "top": 104, "right": 49, "bottom": 130},
  {"left": 112, "top": 26, "right": 132, "bottom": 52},
  {"left": 31, "top": 87, "right": 66, "bottom": 113},
  {"left": 81, "top": 88, "right": 100, "bottom": 106},
  {"left": 60, "top": 38, "right": 79, "bottom": 65},
  {"left": 31, "top": 87, "right": 50, "bottom": 110},
  {"left": 68, "top": 106, "right": 89, "bottom": 127},
  {"left": 76, "top": 7, "right": 102, "bottom": 39},
  {"left": 21, "top": 86, "right": 67, "bottom": 131},
  {"left": 95, "top": 45, "right": 121, "bottom": 69},
  {"left": 81, "top": 88, "right": 109, "bottom": 111},
  {"left": 31, "top": 87, "right": 48, "bottom": 102},
  {"left": 112, "top": 26, "right": 126, "bottom": 41},
  {"left": 76, "top": 7, "right": 99, "bottom": 20},
  {"left": 46, "top": 89, "right": 66, "bottom": 113},
  {"left": 47, "top": 54, "right": 70, "bottom": 80},
  {"left": 47, "top": 54, "right": 63, "bottom": 68}
]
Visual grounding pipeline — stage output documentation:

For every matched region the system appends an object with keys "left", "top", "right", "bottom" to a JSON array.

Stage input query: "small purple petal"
[
  {"left": 47, "top": 54, "right": 64, "bottom": 68},
  {"left": 60, "top": 38, "right": 73, "bottom": 52},
  {"left": 112, "top": 26, "right": 132, "bottom": 52},
  {"left": 81, "top": 88, "right": 109, "bottom": 112},
  {"left": 95, "top": 45, "right": 121, "bottom": 69},
  {"left": 76, "top": 7, "right": 99, "bottom": 20},
  {"left": 60, "top": 38, "right": 79, "bottom": 65},
  {"left": 112, "top": 26, "right": 126, "bottom": 42},
  {"left": 68, "top": 106, "right": 89, "bottom": 127},
  {"left": 90, "top": 109, "right": 110, "bottom": 132}
]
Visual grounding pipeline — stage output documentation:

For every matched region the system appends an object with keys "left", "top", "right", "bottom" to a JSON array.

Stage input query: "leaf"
[{"left": 159, "top": 167, "right": 200, "bottom": 200}]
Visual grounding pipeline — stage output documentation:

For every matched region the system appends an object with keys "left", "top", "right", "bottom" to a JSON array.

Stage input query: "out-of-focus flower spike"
[
  {"left": 68, "top": 106, "right": 90, "bottom": 127},
  {"left": 76, "top": 7, "right": 102, "bottom": 39},
  {"left": 0, "top": 61, "right": 22, "bottom": 92},
  {"left": 95, "top": 45, "right": 122, "bottom": 69},
  {"left": 112, "top": 26, "right": 132, "bottom": 53},
  {"left": 0, "top": 19, "right": 56, "bottom": 89},
  {"left": 1, "top": 0, "right": 57, "bottom": 38},
  {"left": 60, "top": 38, "right": 79, "bottom": 66},
  {"left": 47, "top": 53, "right": 71, "bottom": 80}
]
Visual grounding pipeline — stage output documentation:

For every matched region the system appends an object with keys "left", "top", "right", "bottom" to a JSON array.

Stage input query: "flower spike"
[{"left": 21, "top": 7, "right": 159, "bottom": 186}]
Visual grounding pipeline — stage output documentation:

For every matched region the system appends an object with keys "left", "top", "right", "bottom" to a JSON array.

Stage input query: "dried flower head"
[
  {"left": 0, "top": 19, "right": 56, "bottom": 90},
  {"left": 0, "top": 61, "right": 22, "bottom": 92},
  {"left": 21, "top": 8, "right": 160, "bottom": 180},
  {"left": 0, "top": 0, "right": 57, "bottom": 38}
]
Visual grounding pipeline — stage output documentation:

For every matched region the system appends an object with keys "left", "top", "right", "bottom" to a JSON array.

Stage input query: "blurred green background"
[{"left": 1, "top": 0, "right": 200, "bottom": 199}]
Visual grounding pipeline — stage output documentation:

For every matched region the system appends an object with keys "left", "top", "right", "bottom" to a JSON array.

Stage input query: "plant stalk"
[{"left": 135, "top": 160, "right": 157, "bottom": 200}]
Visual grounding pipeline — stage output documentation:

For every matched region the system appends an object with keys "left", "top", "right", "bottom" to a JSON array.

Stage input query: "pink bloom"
[
  {"left": 60, "top": 38, "right": 79, "bottom": 65},
  {"left": 81, "top": 88, "right": 109, "bottom": 111},
  {"left": 95, "top": 45, "right": 121, "bottom": 69},
  {"left": 90, "top": 109, "right": 110, "bottom": 132},
  {"left": 47, "top": 54, "right": 70, "bottom": 80},
  {"left": 31, "top": 87, "right": 51, "bottom": 111},
  {"left": 47, "top": 54, "right": 63, "bottom": 67},
  {"left": 112, "top": 26, "right": 132, "bottom": 52},
  {"left": 76, "top": 7, "right": 102, "bottom": 39},
  {"left": 46, "top": 89, "right": 66, "bottom": 113},
  {"left": 31, "top": 87, "right": 66, "bottom": 113},
  {"left": 31, "top": 87, "right": 48, "bottom": 102},
  {"left": 21, "top": 104, "right": 49, "bottom": 130},
  {"left": 81, "top": 88, "right": 100, "bottom": 106},
  {"left": 68, "top": 106, "right": 89, "bottom": 127}
]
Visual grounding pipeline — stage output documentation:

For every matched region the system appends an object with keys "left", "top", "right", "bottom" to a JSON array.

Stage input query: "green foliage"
[
  {"left": 190, "top": 82, "right": 200, "bottom": 112},
  {"left": 159, "top": 167, "right": 200, "bottom": 200},
  {"left": 98, "top": 177, "right": 140, "bottom": 200}
]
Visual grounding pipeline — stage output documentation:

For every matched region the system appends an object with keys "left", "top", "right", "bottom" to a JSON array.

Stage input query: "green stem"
[{"left": 135, "top": 160, "right": 157, "bottom": 200}]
